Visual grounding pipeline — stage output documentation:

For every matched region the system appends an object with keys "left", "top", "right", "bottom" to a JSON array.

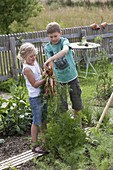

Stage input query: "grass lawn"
[{"left": 28, "top": 4, "right": 113, "bottom": 31}]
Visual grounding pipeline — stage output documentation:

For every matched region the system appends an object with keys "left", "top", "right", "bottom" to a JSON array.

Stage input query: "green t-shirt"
[{"left": 44, "top": 37, "right": 78, "bottom": 83}]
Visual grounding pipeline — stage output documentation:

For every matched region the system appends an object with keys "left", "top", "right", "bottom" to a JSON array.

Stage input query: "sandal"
[
  {"left": 38, "top": 145, "right": 50, "bottom": 154},
  {"left": 32, "top": 145, "right": 43, "bottom": 153},
  {"left": 32, "top": 145, "right": 49, "bottom": 154}
]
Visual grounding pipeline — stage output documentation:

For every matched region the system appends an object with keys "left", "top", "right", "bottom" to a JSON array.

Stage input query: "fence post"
[{"left": 9, "top": 37, "right": 18, "bottom": 81}]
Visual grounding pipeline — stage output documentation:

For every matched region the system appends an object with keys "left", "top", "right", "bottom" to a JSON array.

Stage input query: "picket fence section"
[{"left": 0, "top": 23, "right": 113, "bottom": 81}]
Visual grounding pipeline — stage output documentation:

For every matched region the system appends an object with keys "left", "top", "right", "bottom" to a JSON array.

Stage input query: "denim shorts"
[{"left": 29, "top": 96, "right": 48, "bottom": 126}]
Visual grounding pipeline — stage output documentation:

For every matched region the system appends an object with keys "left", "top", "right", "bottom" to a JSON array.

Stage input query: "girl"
[{"left": 17, "top": 42, "right": 48, "bottom": 153}]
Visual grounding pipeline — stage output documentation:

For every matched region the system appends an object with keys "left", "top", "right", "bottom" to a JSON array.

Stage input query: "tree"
[{"left": 0, "top": 0, "right": 43, "bottom": 34}]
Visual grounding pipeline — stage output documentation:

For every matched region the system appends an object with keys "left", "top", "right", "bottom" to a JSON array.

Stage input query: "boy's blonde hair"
[
  {"left": 17, "top": 42, "right": 37, "bottom": 63},
  {"left": 46, "top": 22, "right": 61, "bottom": 34}
]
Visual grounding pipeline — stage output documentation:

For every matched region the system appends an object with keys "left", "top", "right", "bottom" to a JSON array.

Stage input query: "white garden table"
[{"left": 70, "top": 42, "right": 101, "bottom": 78}]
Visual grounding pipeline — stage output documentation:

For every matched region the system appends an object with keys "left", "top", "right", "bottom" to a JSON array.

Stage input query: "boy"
[{"left": 44, "top": 22, "right": 83, "bottom": 116}]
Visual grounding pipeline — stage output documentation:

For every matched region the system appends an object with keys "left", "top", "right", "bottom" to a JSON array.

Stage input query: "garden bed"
[{"left": 0, "top": 134, "right": 37, "bottom": 170}]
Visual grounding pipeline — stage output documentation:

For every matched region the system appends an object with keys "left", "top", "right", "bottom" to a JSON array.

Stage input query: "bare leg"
[
  {"left": 31, "top": 123, "right": 38, "bottom": 143},
  {"left": 31, "top": 124, "right": 45, "bottom": 153}
]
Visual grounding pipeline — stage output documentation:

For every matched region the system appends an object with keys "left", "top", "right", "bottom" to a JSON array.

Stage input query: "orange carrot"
[{"left": 43, "top": 66, "right": 57, "bottom": 98}]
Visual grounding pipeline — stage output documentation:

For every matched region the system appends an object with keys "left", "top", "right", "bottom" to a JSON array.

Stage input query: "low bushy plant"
[
  {"left": 35, "top": 85, "right": 86, "bottom": 169},
  {"left": 0, "top": 78, "right": 16, "bottom": 92},
  {"left": 45, "top": 113, "right": 86, "bottom": 153},
  {"left": 0, "top": 75, "right": 25, "bottom": 93},
  {"left": 94, "top": 36, "right": 112, "bottom": 101},
  {"left": 96, "top": 52, "right": 112, "bottom": 100},
  {"left": 85, "top": 128, "right": 113, "bottom": 170},
  {"left": 0, "top": 84, "right": 31, "bottom": 136}
]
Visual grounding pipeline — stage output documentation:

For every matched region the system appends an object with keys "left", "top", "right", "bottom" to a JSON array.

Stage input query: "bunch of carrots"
[{"left": 42, "top": 66, "right": 56, "bottom": 99}]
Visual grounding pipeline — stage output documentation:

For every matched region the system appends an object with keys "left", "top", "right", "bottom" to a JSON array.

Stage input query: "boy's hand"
[
  {"left": 43, "top": 63, "right": 53, "bottom": 76},
  {"left": 44, "top": 57, "right": 52, "bottom": 67},
  {"left": 44, "top": 60, "right": 53, "bottom": 70}
]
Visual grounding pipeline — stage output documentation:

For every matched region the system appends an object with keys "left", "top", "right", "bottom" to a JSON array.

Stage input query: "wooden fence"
[{"left": 1, "top": 23, "right": 113, "bottom": 81}]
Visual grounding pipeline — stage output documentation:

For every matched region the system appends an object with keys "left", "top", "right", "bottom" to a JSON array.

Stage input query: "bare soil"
[{"left": 0, "top": 134, "right": 37, "bottom": 170}]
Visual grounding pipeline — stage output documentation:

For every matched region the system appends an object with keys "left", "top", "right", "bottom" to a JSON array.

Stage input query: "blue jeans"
[{"left": 29, "top": 96, "right": 48, "bottom": 126}]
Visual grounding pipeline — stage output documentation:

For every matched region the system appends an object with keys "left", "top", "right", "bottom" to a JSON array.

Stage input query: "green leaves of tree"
[{"left": 0, "top": 0, "right": 43, "bottom": 34}]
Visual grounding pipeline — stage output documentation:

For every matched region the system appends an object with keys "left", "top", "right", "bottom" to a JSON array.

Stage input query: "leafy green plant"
[
  {"left": 85, "top": 128, "right": 113, "bottom": 170},
  {"left": 0, "top": 75, "right": 25, "bottom": 93},
  {"left": 35, "top": 112, "right": 86, "bottom": 169},
  {"left": 94, "top": 36, "right": 112, "bottom": 101},
  {"left": 45, "top": 113, "right": 86, "bottom": 153},
  {"left": 81, "top": 103, "right": 93, "bottom": 127},
  {"left": 0, "top": 84, "right": 31, "bottom": 136},
  {"left": 96, "top": 50, "right": 112, "bottom": 100},
  {"left": 34, "top": 86, "right": 86, "bottom": 169},
  {"left": 0, "top": 78, "right": 16, "bottom": 92}
]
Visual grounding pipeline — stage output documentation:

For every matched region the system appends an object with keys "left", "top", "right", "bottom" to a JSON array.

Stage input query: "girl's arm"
[{"left": 24, "top": 67, "right": 46, "bottom": 88}]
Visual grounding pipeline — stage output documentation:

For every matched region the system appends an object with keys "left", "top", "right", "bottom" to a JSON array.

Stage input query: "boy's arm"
[{"left": 44, "top": 45, "right": 69, "bottom": 66}]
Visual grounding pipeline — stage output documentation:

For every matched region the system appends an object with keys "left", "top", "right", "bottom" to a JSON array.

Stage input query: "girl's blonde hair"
[{"left": 17, "top": 42, "right": 37, "bottom": 63}]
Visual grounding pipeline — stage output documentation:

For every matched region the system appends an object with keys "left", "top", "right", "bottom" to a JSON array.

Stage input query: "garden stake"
[{"left": 96, "top": 91, "right": 113, "bottom": 129}]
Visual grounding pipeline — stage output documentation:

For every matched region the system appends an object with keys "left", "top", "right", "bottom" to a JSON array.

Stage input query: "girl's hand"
[
  {"left": 42, "top": 70, "right": 47, "bottom": 76},
  {"left": 42, "top": 70, "right": 48, "bottom": 79}
]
